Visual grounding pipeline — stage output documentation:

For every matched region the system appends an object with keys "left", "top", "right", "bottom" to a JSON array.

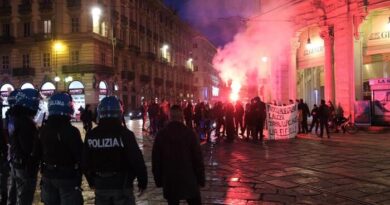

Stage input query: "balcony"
[
  {"left": 121, "top": 71, "right": 135, "bottom": 81},
  {"left": 67, "top": 0, "right": 81, "bottom": 9},
  {"left": 154, "top": 77, "right": 163, "bottom": 87},
  {"left": 120, "top": 15, "right": 128, "bottom": 25},
  {"left": 128, "top": 45, "right": 140, "bottom": 55},
  {"left": 34, "top": 33, "right": 52, "bottom": 42},
  {"left": 12, "top": 67, "right": 35, "bottom": 77},
  {"left": 62, "top": 64, "right": 114, "bottom": 75},
  {"left": 18, "top": 3, "right": 32, "bottom": 15},
  {"left": 0, "top": 36, "right": 15, "bottom": 44},
  {"left": 0, "top": 6, "right": 12, "bottom": 17},
  {"left": 140, "top": 75, "right": 151, "bottom": 83},
  {"left": 39, "top": 1, "right": 53, "bottom": 13}
]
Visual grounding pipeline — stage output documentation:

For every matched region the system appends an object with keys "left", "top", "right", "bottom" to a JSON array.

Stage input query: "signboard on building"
[{"left": 266, "top": 104, "right": 298, "bottom": 140}]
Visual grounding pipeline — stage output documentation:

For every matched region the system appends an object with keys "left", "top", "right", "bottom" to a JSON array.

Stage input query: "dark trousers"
[
  {"left": 301, "top": 117, "right": 309, "bottom": 133},
  {"left": 234, "top": 116, "right": 244, "bottom": 135},
  {"left": 319, "top": 119, "right": 330, "bottom": 138},
  {"left": 310, "top": 118, "right": 319, "bottom": 133},
  {"left": 0, "top": 161, "right": 8, "bottom": 205},
  {"left": 167, "top": 197, "right": 201, "bottom": 205},
  {"left": 14, "top": 168, "right": 37, "bottom": 205},
  {"left": 252, "top": 120, "right": 265, "bottom": 141},
  {"left": 215, "top": 118, "right": 225, "bottom": 137},
  {"left": 41, "top": 177, "right": 83, "bottom": 205},
  {"left": 95, "top": 189, "right": 135, "bottom": 205},
  {"left": 185, "top": 119, "right": 193, "bottom": 129}
]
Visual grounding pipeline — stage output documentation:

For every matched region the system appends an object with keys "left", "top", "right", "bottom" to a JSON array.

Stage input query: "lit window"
[{"left": 44, "top": 20, "right": 51, "bottom": 35}]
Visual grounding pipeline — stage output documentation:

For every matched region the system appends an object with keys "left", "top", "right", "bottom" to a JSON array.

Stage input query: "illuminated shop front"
[
  {"left": 296, "top": 27, "right": 325, "bottom": 108},
  {"left": 358, "top": 10, "right": 390, "bottom": 125}
]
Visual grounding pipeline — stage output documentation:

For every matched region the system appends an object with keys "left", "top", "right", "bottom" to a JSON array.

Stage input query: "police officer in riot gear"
[
  {"left": 9, "top": 88, "right": 40, "bottom": 205},
  {"left": 34, "top": 92, "right": 83, "bottom": 205},
  {"left": 1, "top": 89, "right": 20, "bottom": 205},
  {"left": 83, "top": 96, "right": 147, "bottom": 205}
]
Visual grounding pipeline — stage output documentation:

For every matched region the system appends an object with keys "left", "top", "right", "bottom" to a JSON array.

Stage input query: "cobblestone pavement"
[{"left": 32, "top": 120, "right": 390, "bottom": 204}]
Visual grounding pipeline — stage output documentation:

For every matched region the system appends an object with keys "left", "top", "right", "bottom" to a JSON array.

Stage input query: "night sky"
[{"left": 163, "top": 0, "right": 252, "bottom": 47}]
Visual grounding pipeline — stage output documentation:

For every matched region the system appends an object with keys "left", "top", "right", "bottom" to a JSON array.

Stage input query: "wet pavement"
[{"left": 32, "top": 120, "right": 390, "bottom": 204}]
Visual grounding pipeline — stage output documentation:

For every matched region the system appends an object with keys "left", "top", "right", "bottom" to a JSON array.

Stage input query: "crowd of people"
[
  {"left": 140, "top": 97, "right": 346, "bottom": 141},
  {"left": 140, "top": 97, "right": 268, "bottom": 143},
  {"left": 0, "top": 89, "right": 205, "bottom": 205}
]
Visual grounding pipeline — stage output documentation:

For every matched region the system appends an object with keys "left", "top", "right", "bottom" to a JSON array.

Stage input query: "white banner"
[{"left": 266, "top": 104, "right": 298, "bottom": 140}]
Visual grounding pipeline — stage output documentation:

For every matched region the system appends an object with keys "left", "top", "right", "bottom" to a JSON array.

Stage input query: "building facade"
[
  {"left": 0, "top": 0, "right": 206, "bottom": 116},
  {"left": 192, "top": 35, "right": 219, "bottom": 103},
  {"left": 257, "top": 0, "right": 390, "bottom": 125}
]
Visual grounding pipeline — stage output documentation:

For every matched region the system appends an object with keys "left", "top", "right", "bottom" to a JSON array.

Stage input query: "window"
[
  {"left": 100, "top": 52, "right": 105, "bottom": 65},
  {"left": 22, "top": 54, "right": 30, "bottom": 68},
  {"left": 2, "top": 23, "right": 10, "bottom": 36},
  {"left": 2, "top": 55, "right": 9, "bottom": 70},
  {"left": 71, "top": 17, "right": 79, "bottom": 33},
  {"left": 23, "top": 22, "right": 30, "bottom": 37},
  {"left": 43, "top": 53, "right": 50, "bottom": 68},
  {"left": 70, "top": 50, "right": 79, "bottom": 65},
  {"left": 43, "top": 20, "right": 51, "bottom": 34}
]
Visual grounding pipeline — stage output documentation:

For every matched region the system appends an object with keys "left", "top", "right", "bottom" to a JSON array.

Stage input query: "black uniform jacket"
[
  {"left": 82, "top": 122, "right": 147, "bottom": 190},
  {"left": 35, "top": 116, "right": 83, "bottom": 179},
  {"left": 152, "top": 121, "right": 205, "bottom": 200}
]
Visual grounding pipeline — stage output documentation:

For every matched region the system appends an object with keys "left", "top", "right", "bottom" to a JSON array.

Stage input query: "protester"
[
  {"left": 243, "top": 102, "right": 252, "bottom": 141},
  {"left": 309, "top": 104, "right": 319, "bottom": 134},
  {"left": 81, "top": 104, "right": 93, "bottom": 133},
  {"left": 298, "top": 99, "right": 310, "bottom": 134},
  {"left": 252, "top": 97, "right": 266, "bottom": 141},
  {"left": 35, "top": 93, "right": 83, "bottom": 205},
  {"left": 234, "top": 101, "right": 245, "bottom": 136},
  {"left": 148, "top": 100, "right": 160, "bottom": 135},
  {"left": 9, "top": 89, "right": 40, "bottom": 205},
  {"left": 183, "top": 102, "right": 193, "bottom": 129},
  {"left": 318, "top": 99, "right": 331, "bottom": 138},
  {"left": 224, "top": 102, "right": 235, "bottom": 142},
  {"left": 140, "top": 101, "right": 148, "bottom": 131},
  {"left": 152, "top": 105, "right": 205, "bottom": 205},
  {"left": 83, "top": 96, "right": 147, "bottom": 205}
]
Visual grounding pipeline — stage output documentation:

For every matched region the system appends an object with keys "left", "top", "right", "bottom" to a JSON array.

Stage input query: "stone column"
[
  {"left": 333, "top": 16, "right": 355, "bottom": 117},
  {"left": 289, "top": 37, "right": 300, "bottom": 100},
  {"left": 320, "top": 26, "right": 335, "bottom": 103}
]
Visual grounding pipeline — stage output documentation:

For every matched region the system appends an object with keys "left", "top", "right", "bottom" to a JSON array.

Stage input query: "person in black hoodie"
[
  {"left": 83, "top": 96, "right": 147, "bottom": 204},
  {"left": 9, "top": 88, "right": 40, "bottom": 205},
  {"left": 152, "top": 105, "right": 205, "bottom": 205},
  {"left": 34, "top": 92, "right": 83, "bottom": 205}
]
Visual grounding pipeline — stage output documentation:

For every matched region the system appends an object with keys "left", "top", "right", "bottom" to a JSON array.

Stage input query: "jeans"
[
  {"left": 14, "top": 168, "right": 37, "bottom": 205},
  {"left": 41, "top": 177, "right": 83, "bottom": 205},
  {"left": 95, "top": 189, "right": 135, "bottom": 205},
  {"left": 167, "top": 197, "right": 202, "bottom": 205}
]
